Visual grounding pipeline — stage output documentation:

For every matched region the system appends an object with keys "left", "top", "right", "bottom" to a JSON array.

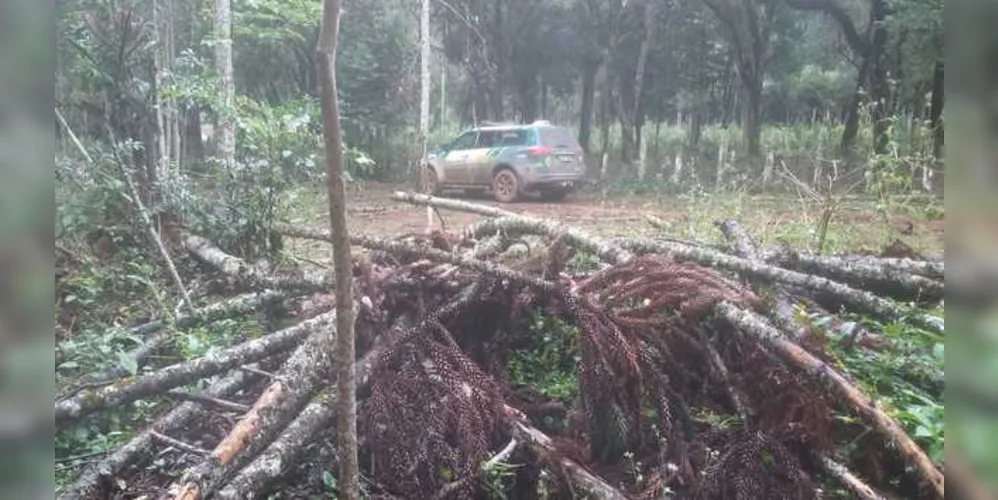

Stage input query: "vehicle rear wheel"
[
  {"left": 492, "top": 169, "right": 520, "bottom": 203},
  {"left": 422, "top": 165, "right": 441, "bottom": 195},
  {"left": 539, "top": 187, "right": 569, "bottom": 202}
]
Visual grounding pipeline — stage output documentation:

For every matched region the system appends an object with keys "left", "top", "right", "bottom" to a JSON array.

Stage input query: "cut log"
[
  {"left": 621, "top": 237, "right": 944, "bottom": 334},
  {"left": 169, "top": 305, "right": 349, "bottom": 500},
  {"left": 183, "top": 234, "right": 332, "bottom": 291},
  {"left": 276, "top": 224, "right": 557, "bottom": 291},
  {"left": 59, "top": 367, "right": 256, "bottom": 500},
  {"left": 465, "top": 215, "right": 632, "bottom": 264},
  {"left": 391, "top": 191, "right": 516, "bottom": 218},
  {"left": 56, "top": 313, "right": 332, "bottom": 426},
  {"left": 714, "top": 219, "right": 807, "bottom": 341},
  {"left": 715, "top": 302, "right": 944, "bottom": 499},
  {"left": 214, "top": 315, "right": 413, "bottom": 499},
  {"left": 767, "top": 248, "right": 944, "bottom": 303},
  {"left": 390, "top": 192, "right": 632, "bottom": 264},
  {"left": 819, "top": 455, "right": 888, "bottom": 500}
]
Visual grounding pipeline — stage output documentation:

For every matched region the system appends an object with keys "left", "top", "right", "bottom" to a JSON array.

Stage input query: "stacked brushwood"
[{"left": 56, "top": 192, "right": 945, "bottom": 500}]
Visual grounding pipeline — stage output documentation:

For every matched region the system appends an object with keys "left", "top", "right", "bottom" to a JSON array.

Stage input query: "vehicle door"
[
  {"left": 437, "top": 131, "right": 478, "bottom": 184},
  {"left": 467, "top": 130, "right": 501, "bottom": 184}
]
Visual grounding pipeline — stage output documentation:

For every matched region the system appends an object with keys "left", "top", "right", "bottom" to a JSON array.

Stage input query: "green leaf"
[{"left": 117, "top": 351, "right": 138, "bottom": 376}]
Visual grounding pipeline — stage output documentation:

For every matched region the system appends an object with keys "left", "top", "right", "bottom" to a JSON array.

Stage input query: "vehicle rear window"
[
  {"left": 478, "top": 129, "right": 532, "bottom": 148},
  {"left": 538, "top": 127, "right": 581, "bottom": 150}
]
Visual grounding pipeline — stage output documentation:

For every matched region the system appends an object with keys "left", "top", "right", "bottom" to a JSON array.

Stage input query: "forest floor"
[{"left": 287, "top": 181, "right": 945, "bottom": 260}]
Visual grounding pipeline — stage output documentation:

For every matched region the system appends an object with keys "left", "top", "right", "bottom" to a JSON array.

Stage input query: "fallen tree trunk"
[
  {"left": 184, "top": 234, "right": 332, "bottom": 291},
  {"left": 767, "top": 248, "right": 944, "bottom": 303},
  {"left": 465, "top": 215, "right": 632, "bottom": 264},
  {"left": 621, "top": 237, "right": 944, "bottom": 334},
  {"left": 391, "top": 191, "right": 516, "bottom": 218},
  {"left": 170, "top": 306, "right": 347, "bottom": 500},
  {"left": 276, "top": 224, "right": 557, "bottom": 292},
  {"left": 827, "top": 254, "right": 944, "bottom": 280},
  {"left": 390, "top": 192, "right": 632, "bottom": 264},
  {"left": 818, "top": 454, "right": 888, "bottom": 500},
  {"left": 59, "top": 366, "right": 259, "bottom": 500},
  {"left": 56, "top": 313, "right": 332, "bottom": 426},
  {"left": 213, "top": 315, "right": 414, "bottom": 499},
  {"left": 715, "top": 302, "right": 944, "bottom": 499},
  {"left": 715, "top": 219, "right": 805, "bottom": 340}
]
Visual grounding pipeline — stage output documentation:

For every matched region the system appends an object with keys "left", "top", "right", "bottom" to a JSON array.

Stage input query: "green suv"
[{"left": 423, "top": 121, "right": 586, "bottom": 202}]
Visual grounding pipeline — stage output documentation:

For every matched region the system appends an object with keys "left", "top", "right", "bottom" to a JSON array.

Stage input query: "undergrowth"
[
  {"left": 812, "top": 310, "right": 945, "bottom": 464},
  {"left": 508, "top": 312, "right": 580, "bottom": 404}
]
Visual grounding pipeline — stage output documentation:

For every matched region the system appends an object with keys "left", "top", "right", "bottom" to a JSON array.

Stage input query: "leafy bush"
[{"left": 508, "top": 313, "right": 580, "bottom": 403}]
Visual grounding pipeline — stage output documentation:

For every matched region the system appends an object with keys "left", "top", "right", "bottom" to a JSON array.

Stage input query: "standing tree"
[
  {"left": 420, "top": 0, "right": 432, "bottom": 231},
  {"left": 702, "top": 0, "right": 784, "bottom": 164},
  {"left": 214, "top": 0, "right": 235, "bottom": 170},
  {"left": 316, "top": 0, "right": 359, "bottom": 498}
]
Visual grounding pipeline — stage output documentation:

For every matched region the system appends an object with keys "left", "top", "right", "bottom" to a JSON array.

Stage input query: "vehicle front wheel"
[
  {"left": 422, "top": 165, "right": 441, "bottom": 195},
  {"left": 492, "top": 169, "right": 521, "bottom": 203},
  {"left": 539, "top": 187, "right": 569, "bottom": 202}
]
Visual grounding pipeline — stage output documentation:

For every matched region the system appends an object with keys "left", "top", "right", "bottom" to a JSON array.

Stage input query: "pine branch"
[
  {"left": 621, "top": 237, "right": 944, "bottom": 334},
  {"left": 716, "top": 302, "right": 944, "bottom": 499}
]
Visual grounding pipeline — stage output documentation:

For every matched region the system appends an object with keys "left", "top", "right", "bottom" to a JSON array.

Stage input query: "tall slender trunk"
[
  {"left": 214, "top": 0, "right": 236, "bottom": 170},
  {"left": 840, "top": 54, "right": 870, "bottom": 157},
  {"left": 744, "top": 75, "right": 762, "bottom": 161},
  {"left": 316, "top": 1, "right": 359, "bottom": 498},
  {"left": 153, "top": 0, "right": 167, "bottom": 185},
  {"left": 929, "top": 55, "right": 944, "bottom": 159},
  {"left": 419, "top": 0, "right": 432, "bottom": 225},
  {"left": 632, "top": 0, "right": 657, "bottom": 156},
  {"left": 868, "top": 0, "right": 889, "bottom": 155},
  {"left": 578, "top": 59, "right": 598, "bottom": 153}
]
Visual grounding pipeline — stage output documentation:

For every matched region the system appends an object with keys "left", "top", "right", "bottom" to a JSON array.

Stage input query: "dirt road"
[{"left": 289, "top": 182, "right": 944, "bottom": 257}]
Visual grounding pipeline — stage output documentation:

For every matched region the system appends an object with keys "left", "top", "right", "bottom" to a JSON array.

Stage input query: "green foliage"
[
  {"left": 482, "top": 460, "right": 521, "bottom": 500},
  {"left": 508, "top": 313, "right": 580, "bottom": 404},
  {"left": 814, "top": 311, "right": 945, "bottom": 464}
]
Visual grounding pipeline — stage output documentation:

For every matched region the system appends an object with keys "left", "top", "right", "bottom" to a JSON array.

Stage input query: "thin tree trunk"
[
  {"left": 868, "top": 0, "right": 889, "bottom": 156},
  {"left": 316, "top": 0, "right": 359, "bottom": 497},
  {"left": 632, "top": 0, "right": 657, "bottom": 155},
  {"left": 214, "top": 0, "right": 236, "bottom": 170},
  {"left": 578, "top": 59, "right": 598, "bottom": 153},
  {"left": 744, "top": 76, "right": 762, "bottom": 162},
  {"left": 929, "top": 54, "right": 944, "bottom": 160},
  {"left": 420, "top": 0, "right": 432, "bottom": 228},
  {"left": 840, "top": 54, "right": 870, "bottom": 157}
]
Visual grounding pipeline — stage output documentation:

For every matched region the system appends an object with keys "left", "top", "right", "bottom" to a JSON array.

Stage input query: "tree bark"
[
  {"left": 214, "top": 0, "right": 236, "bottom": 170},
  {"left": 316, "top": 0, "right": 360, "bottom": 497}
]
